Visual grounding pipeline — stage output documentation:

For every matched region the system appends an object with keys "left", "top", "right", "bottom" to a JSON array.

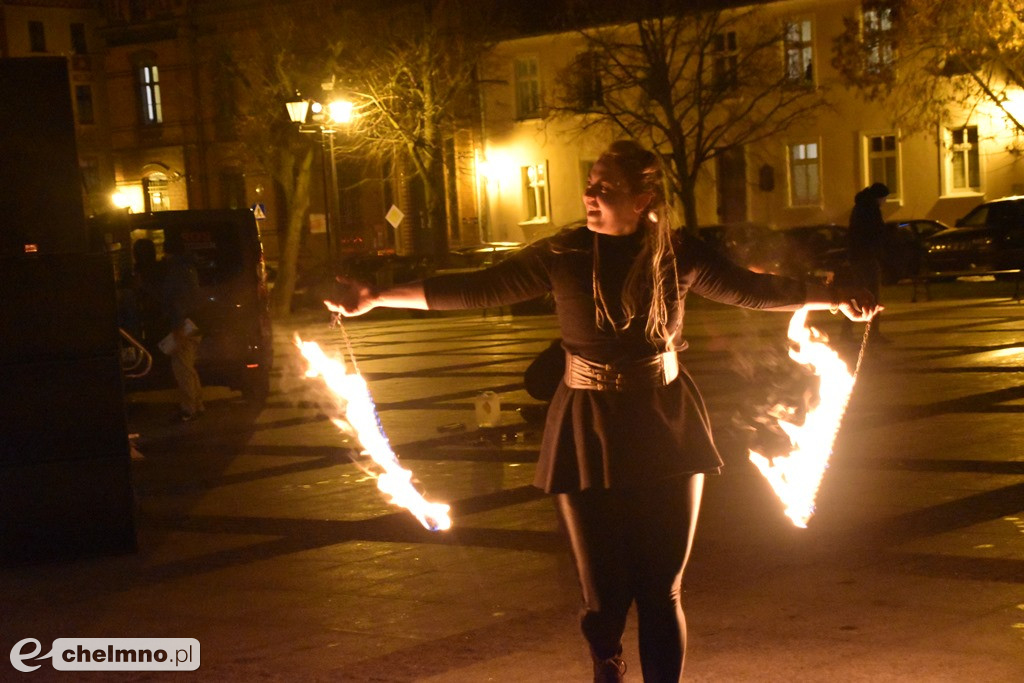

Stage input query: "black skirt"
[{"left": 534, "top": 363, "right": 723, "bottom": 493}]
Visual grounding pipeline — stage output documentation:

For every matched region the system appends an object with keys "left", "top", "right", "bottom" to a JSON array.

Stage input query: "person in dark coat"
[
  {"left": 842, "top": 182, "right": 890, "bottom": 341},
  {"left": 329, "top": 140, "right": 878, "bottom": 682}
]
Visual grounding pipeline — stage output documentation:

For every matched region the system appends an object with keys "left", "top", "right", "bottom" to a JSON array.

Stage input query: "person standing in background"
[
  {"left": 842, "top": 182, "right": 891, "bottom": 343},
  {"left": 162, "top": 237, "right": 205, "bottom": 421}
]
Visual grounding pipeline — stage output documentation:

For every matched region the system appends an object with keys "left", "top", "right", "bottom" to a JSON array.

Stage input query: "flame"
[
  {"left": 748, "top": 308, "right": 856, "bottom": 528},
  {"left": 296, "top": 335, "right": 452, "bottom": 531}
]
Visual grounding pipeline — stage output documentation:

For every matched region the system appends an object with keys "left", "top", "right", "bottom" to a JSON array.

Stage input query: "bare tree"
[
  {"left": 558, "top": 2, "right": 833, "bottom": 229},
  {"left": 216, "top": 0, "right": 494, "bottom": 312},
  {"left": 832, "top": 0, "right": 1024, "bottom": 140},
  {"left": 333, "top": 0, "right": 495, "bottom": 258},
  {"left": 220, "top": 2, "right": 347, "bottom": 316}
]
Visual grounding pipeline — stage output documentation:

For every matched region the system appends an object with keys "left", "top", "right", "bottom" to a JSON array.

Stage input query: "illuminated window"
[
  {"left": 138, "top": 63, "right": 162, "bottom": 125},
  {"left": 946, "top": 125, "right": 980, "bottom": 192},
  {"left": 864, "top": 133, "right": 899, "bottom": 198},
  {"left": 788, "top": 141, "right": 820, "bottom": 206},
  {"left": 863, "top": 3, "right": 895, "bottom": 74},
  {"left": 784, "top": 19, "right": 813, "bottom": 85},
  {"left": 521, "top": 163, "right": 549, "bottom": 222},
  {"left": 514, "top": 57, "right": 542, "bottom": 119},
  {"left": 143, "top": 174, "right": 170, "bottom": 212}
]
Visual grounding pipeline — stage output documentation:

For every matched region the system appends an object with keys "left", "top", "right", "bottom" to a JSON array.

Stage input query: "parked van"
[{"left": 90, "top": 209, "right": 273, "bottom": 401}]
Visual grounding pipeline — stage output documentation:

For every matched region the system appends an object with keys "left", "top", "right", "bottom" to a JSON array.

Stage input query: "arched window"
[{"left": 143, "top": 172, "right": 170, "bottom": 211}]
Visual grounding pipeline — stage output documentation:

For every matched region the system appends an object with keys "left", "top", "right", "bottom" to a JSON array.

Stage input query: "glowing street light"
[
  {"left": 327, "top": 98, "right": 354, "bottom": 125},
  {"left": 111, "top": 185, "right": 144, "bottom": 213},
  {"left": 111, "top": 190, "right": 132, "bottom": 209}
]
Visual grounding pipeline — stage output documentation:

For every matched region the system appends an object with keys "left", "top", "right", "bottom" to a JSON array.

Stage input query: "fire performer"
[{"left": 330, "top": 140, "right": 878, "bottom": 682}]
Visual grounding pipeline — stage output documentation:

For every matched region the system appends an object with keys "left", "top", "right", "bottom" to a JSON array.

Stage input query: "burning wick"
[
  {"left": 748, "top": 307, "right": 861, "bottom": 528},
  {"left": 295, "top": 333, "right": 452, "bottom": 532}
]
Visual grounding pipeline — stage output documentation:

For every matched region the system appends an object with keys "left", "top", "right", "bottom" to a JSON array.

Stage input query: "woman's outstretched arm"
[{"left": 326, "top": 277, "right": 428, "bottom": 317}]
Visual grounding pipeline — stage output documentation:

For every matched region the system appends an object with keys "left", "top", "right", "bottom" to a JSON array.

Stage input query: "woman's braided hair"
[{"left": 593, "top": 140, "right": 677, "bottom": 345}]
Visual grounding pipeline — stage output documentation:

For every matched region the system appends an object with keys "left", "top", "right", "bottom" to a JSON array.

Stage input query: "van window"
[
  {"left": 131, "top": 221, "right": 245, "bottom": 287},
  {"left": 178, "top": 221, "right": 245, "bottom": 286}
]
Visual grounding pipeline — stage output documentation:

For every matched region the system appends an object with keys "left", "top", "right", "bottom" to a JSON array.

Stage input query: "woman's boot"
[{"left": 592, "top": 650, "right": 627, "bottom": 682}]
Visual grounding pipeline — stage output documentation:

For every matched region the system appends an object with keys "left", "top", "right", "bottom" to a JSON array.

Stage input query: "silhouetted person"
[{"left": 842, "top": 182, "right": 890, "bottom": 343}]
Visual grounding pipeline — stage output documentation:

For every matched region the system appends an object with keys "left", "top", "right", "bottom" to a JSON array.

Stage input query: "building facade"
[
  {"left": 1, "top": 0, "right": 113, "bottom": 218},
  {"left": 475, "top": 0, "right": 1024, "bottom": 244},
  {"left": 0, "top": 0, "right": 442, "bottom": 268},
  {"left": 5, "top": 0, "right": 1023, "bottom": 269}
]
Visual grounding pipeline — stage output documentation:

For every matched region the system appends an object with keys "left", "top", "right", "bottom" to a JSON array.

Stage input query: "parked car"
[
  {"left": 923, "top": 196, "right": 1024, "bottom": 276},
  {"left": 775, "top": 223, "right": 848, "bottom": 278},
  {"left": 815, "top": 219, "right": 950, "bottom": 283},
  {"left": 697, "top": 222, "right": 784, "bottom": 273},
  {"left": 882, "top": 219, "right": 949, "bottom": 282},
  {"left": 697, "top": 222, "right": 848, "bottom": 278},
  {"left": 90, "top": 209, "right": 274, "bottom": 401}
]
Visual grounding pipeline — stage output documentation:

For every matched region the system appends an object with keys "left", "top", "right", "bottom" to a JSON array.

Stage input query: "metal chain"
[
  {"left": 328, "top": 311, "right": 360, "bottom": 375},
  {"left": 851, "top": 319, "right": 872, "bottom": 379}
]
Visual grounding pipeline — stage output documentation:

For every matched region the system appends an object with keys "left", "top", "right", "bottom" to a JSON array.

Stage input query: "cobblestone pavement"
[{"left": 1, "top": 284, "right": 1022, "bottom": 682}]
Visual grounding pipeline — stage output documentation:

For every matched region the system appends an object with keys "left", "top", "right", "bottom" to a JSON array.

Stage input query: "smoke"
[{"left": 728, "top": 317, "right": 821, "bottom": 460}]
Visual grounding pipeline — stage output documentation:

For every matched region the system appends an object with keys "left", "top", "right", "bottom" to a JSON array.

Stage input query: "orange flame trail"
[
  {"left": 748, "top": 308, "right": 859, "bottom": 528},
  {"left": 296, "top": 334, "right": 452, "bottom": 532}
]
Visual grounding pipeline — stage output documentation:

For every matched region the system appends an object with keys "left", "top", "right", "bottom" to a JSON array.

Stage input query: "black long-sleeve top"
[{"left": 424, "top": 226, "right": 807, "bottom": 492}]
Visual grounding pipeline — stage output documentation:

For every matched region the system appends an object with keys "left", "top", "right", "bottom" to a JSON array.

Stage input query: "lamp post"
[
  {"left": 320, "top": 89, "right": 354, "bottom": 263},
  {"left": 286, "top": 95, "right": 354, "bottom": 265}
]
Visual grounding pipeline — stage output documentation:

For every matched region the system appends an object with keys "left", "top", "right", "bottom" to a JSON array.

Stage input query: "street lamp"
[
  {"left": 286, "top": 95, "right": 355, "bottom": 264},
  {"left": 285, "top": 99, "right": 309, "bottom": 125},
  {"left": 319, "top": 97, "right": 354, "bottom": 264}
]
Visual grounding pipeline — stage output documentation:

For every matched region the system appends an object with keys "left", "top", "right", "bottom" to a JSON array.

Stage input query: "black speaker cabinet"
[
  {"left": 0, "top": 253, "right": 136, "bottom": 563},
  {"left": 0, "top": 57, "right": 86, "bottom": 257}
]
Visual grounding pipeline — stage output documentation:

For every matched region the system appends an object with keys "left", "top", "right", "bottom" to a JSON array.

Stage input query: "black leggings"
[{"left": 556, "top": 474, "right": 704, "bottom": 683}]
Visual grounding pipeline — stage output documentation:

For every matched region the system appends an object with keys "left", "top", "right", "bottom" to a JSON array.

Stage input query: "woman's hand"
[
  {"left": 803, "top": 281, "right": 882, "bottom": 321},
  {"left": 833, "top": 286, "right": 882, "bottom": 322},
  {"left": 325, "top": 277, "right": 379, "bottom": 317}
]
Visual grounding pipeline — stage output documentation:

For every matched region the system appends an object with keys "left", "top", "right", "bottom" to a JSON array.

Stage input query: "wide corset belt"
[{"left": 564, "top": 350, "right": 679, "bottom": 392}]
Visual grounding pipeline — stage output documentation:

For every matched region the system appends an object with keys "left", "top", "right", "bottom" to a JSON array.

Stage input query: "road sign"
[{"left": 385, "top": 204, "right": 404, "bottom": 229}]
